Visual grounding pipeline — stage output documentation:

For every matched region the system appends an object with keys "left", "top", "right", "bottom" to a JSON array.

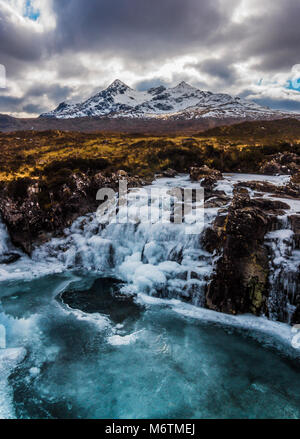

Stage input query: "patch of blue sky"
[
  {"left": 24, "top": 0, "right": 40, "bottom": 21},
  {"left": 287, "top": 79, "right": 300, "bottom": 91}
]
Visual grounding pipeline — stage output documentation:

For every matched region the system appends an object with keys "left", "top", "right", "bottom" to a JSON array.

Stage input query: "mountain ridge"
[{"left": 40, "top": 79, "right": 295, "bottom": 121}]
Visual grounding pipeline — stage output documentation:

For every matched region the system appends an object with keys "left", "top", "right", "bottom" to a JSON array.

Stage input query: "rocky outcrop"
[
  {"left": 292, "top": 172, "right": 300, "bottom": 184},
  {"left": 189, "top": 165, "right": 223, "bottom": 183},
  {"left": 259, "top": 152, "right": 300, "bottom": 175},
  {"left": 235, "top": 180, "right": 300, "bottom": 199},
  {"left": 162, "top": 168, "right": 177, "bottom": 178},
  {"left": 0, "top": 171, "right": 143, "bottom": 254},
  {"left": 0, "top": 252, "right": 21, "bottom": 264},
  {"left": 290, "top": 215, "right": 300, "bottom": 249},
  {"left": 204, "top": 190, "right": 290, "bottom": 316}
]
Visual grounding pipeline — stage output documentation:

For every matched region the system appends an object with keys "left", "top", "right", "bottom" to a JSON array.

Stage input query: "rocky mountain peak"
[
  {"left": 174, "top": 81, "right": 195, "bottom": 90},
  {"left": 106, "top": 79, "right": 130, "bottom": 91},
  {"left": 40, "top": 79, "right": 289, "bottom": 121}
]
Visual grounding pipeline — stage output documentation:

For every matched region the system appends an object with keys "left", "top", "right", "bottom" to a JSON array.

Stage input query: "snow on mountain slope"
[{"left": 40, "top": 79, "right": 290, "bottom": 120}]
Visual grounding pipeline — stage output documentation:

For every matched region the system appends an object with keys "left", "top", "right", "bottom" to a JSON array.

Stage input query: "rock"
[
  {"left": 201, "top": 176, "right": 219, "bottom": 189},
  {"left": 290, "top": 215, "right": 300, "bottom": 249},
  {"left": 291, "top": 172, "right": 300, "bottom": 184},
  {"left": 250, "top": 198, "right": 290, "bottom": 213},
  {"left": 59, "top": 277, "right": 143, "bottom": 326},
  {"left": 0, "top": 252, "right": 20, "bottom": 264},
  {"left": 233, "top": 186, "right": 249, "bottom": 196},
  {"left": 204, "top": 195, "right": 230, "bottom": 208},
  {"left": 201, "top": 215, "right": 226, "bottom": 253},
  {"left": 205, "top": 192, "right": 277, "bottom": 316},
  {"left": 162, "top": 168, "right": 177, "bottom": 178},
  {"left": 235, "top": 180, "right": 300, "bottom": 199},
  {"left": 260, "top": 161, "right": 281, "bottom": 175},
  {"left": 116, "top": 170, "right": 128, "bottom": 178},
  {"left": 0, "top": 171, "right": 144, "bottom": 254},
  {"left": 190, "top": 165, "right": 223, "bottom": 182},
  {"left": 259, "top": 152, "right": 300, "bottom": 175}
]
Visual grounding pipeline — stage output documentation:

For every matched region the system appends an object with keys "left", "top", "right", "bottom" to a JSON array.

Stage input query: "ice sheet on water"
[
  {"left": 108, "top": 331, "right": 143, "bottom": 346},
  {"left": 136, "top": 294, "right": 300, "bottom": 358},
  {"left": 223, "top": 173, "right": 291, "bottom": 185},
  {"left": 0, "top": 348, "right": 26, "bottom": 419}
]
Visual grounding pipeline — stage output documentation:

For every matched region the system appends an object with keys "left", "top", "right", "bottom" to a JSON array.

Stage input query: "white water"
[
  {"left": 0, "top": 173, "right": 299, "bottom": 418},
  {"left": 0, "top": 221, "right": 14, "bottom": 257},
  {"left": 21, "top": 175, "right": 218, "bottom": 307},
  {"left": 0, "top": 173, "right": 298, "bottom": 319},
  {"left": 265, "top": 219, "right": 300, "bottom": 323}
]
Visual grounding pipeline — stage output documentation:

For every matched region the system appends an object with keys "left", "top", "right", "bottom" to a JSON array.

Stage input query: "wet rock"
[
  {"left": 0, "top": 172, "right": 143, "bottom": 254},
  {"left": 233, "top": 186, "right": 249, "bottom": 196},
  {"left": 290, "top": 215, "right": 300, "bottom": 249},
  {"left": 205, "top": 192, "right": 276, "bottom": 316},
  {"left": 291, "top": 173, "right": 300, "bottom": 184},
  {"left": 291, "top": 172, "right": 300, "bottom": 184},
  {"left": 259, "top": 152, "right": 300, "bottom": 175},
  {"left": 168, "top": 244, "right": 184, "bottom": 264},
  {"left": 190, "top": 165, "right": 223, "bottom": 182},
  {"left": 0, "top": 252, "right": 21, "bottom": 264},
  {"left": 204, "top": 195, "right": 230, "bottom": 208},
  {"left": 235, "top": 180, "right": 300, "bottom": 199},
  {"left": 200, "top": 176, "right": 217, "bottom": 189},
  {"left": 250, "top": 198, "right": 290, "bottom": 214},
  {"left": 162, "top": 168, "right": 177, "bottom": 178},
  {"left": 59, "top": 277, "right": 143, "bottom": 327}
]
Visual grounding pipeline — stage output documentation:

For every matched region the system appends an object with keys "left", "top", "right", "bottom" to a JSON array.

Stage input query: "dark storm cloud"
[
  {"left": 244, "top": 0, "right": 300, "bottom": 72},
  {"left": 25, "top": 83, "right": 73, "bottom": 102},
  {"left": 56, "top": 58, "right": 91, "bottom": 79},
  {"left": 22, "top": 102, "right": 48, "bottom": 114},
  {"left": 51, "top": 0, "right": 226, "bottom": 58},
  {"left": 190, "top": 58, "right": 237, "bottom": 82},
  {"left": 0, "top": 4, "right": 45, "bottom": 70},
  {"left": 1, "top": 0, "right": 300, "bottom": 76},
  {"left": 1, "top": 0, "right": 300, "bottom": 115},
  {"left": 135, "top": 78, "right": 169, "bottom": 91},
  {"left": 0, "top": 94, "right": 24, "bottom": 113},
  {"left": 0, "top": 83, "right": 73, "bottom": 114},
  {"left": 0, "top": 95, "right": 23, "bottom": 107},
  {"left": 48, "top": 0, "right": 300, "bottom": 79}
]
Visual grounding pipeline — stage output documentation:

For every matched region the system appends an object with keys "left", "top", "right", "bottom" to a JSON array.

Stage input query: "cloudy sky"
[{"left": 0, "top": 0, "right": 300, "bottom": 117}]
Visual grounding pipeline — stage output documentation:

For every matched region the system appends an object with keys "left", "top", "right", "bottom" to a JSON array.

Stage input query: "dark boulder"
[
  {"left": 190, "top": 165, "right": 223, "bottom": 182},
  {"left": 0, "top": 171, "right": 143, "bottom": 254},
  {"left": 204, "top": 193, "right": 286, "bottom": 316},
  {"left": 291, "top": 172, "right": 300, "bottom": 184},
  {"left": 162, "top": 168, "right": 177, "bottom": 178},
  {"left": 235, "top": 180, "right": 300, "bottom": 199},
  {"left": 260, "top": 152, "right": 300, "bottom": 175},
  {"left": 290, "top": 215, "right": 300, "bottom": 249},
  {"left": 0, "top": 252, "right": 21, "bottom": 264}
]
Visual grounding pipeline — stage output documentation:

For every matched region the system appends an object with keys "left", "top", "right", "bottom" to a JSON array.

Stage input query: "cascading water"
[
  {"left": 265, "top": 214, "right": 300, "bottom": 324},
  {"left": 0, "top": 174, "right": 299, "bottom": 320},
  {"left": 0, "top": 222, "right": 9, "bottom": 257},
  {"left": 0, "top": 220, "right": 21, "bottom": 267},
  {"left": 0, "top": 174, "right": 300, "bottom": 419},
  {"left": 0, "top": 220, "right": 18, "bottom": 262},
  {"left": 32, "top": 176, "right": 218, "bottom": 307}
]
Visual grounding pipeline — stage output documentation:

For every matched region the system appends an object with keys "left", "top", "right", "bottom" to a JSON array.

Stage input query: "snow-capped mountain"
[{"left": 40, "top": 79, "right": 287, "bottom": 120}]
